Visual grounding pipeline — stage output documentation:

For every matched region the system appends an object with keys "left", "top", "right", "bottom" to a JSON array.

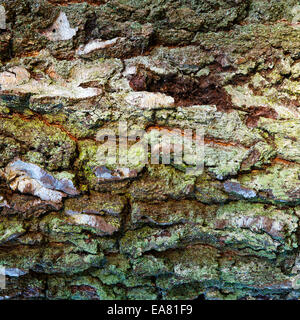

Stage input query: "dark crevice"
[{"left": 129, "top": 68, "right": 234, "bottom": 111}]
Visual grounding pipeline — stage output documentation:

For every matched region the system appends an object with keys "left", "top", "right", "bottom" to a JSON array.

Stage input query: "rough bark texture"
[{"left": 0, "top": 0, "right": 300, "bottom": 300}]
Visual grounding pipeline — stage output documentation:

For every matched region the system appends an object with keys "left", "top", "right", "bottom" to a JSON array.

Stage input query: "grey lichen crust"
[{"left": 0, "top": 0, "right": 299, "bottom": 300}]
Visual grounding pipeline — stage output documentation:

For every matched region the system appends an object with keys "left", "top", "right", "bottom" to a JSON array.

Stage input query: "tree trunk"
[{"left": 0, "top": 0, "right": 299, "bottom": 300}]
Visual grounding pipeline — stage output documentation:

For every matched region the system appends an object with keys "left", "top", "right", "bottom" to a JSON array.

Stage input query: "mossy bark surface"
[{"left": 0, "top": 0, "right": 300, "bottom": 300}]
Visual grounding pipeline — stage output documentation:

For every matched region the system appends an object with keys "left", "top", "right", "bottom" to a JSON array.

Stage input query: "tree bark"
[{"left": 0, "top": 0, "right": 299, "bottom": 300}]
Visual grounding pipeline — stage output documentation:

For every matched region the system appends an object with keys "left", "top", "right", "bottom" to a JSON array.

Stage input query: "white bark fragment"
[
  {"left": 4, "top": 160, "right": 79, "bottom": 203},
  {"left": 0, "top": 5, "right": 6, "bottom": 30},
  {"left": 125, "top": 92, "right": 175, "bottom": 109},
  {"left": 224, "top": 181, "right": 257, "bottom": 199},
  {"left": 0, "top": 67, "right": 31, "bottom": 87},
  {"left": 76, "top": 37, "right": 125, "bottom": 56},
  {"left": 0, "top": 65, "right": 103, "bottom": 99},
  {"left": 4, "top": 268, "right": 28, "bottom": 277},
  {"left": 65, "top": 211, "right": 118, "bottom": 235},
  {"left": 123, "top": 65, "right": 137, "bottom": 77},
  {"left": 41, "top": 12, "right": 77, "bottom": 41}
]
